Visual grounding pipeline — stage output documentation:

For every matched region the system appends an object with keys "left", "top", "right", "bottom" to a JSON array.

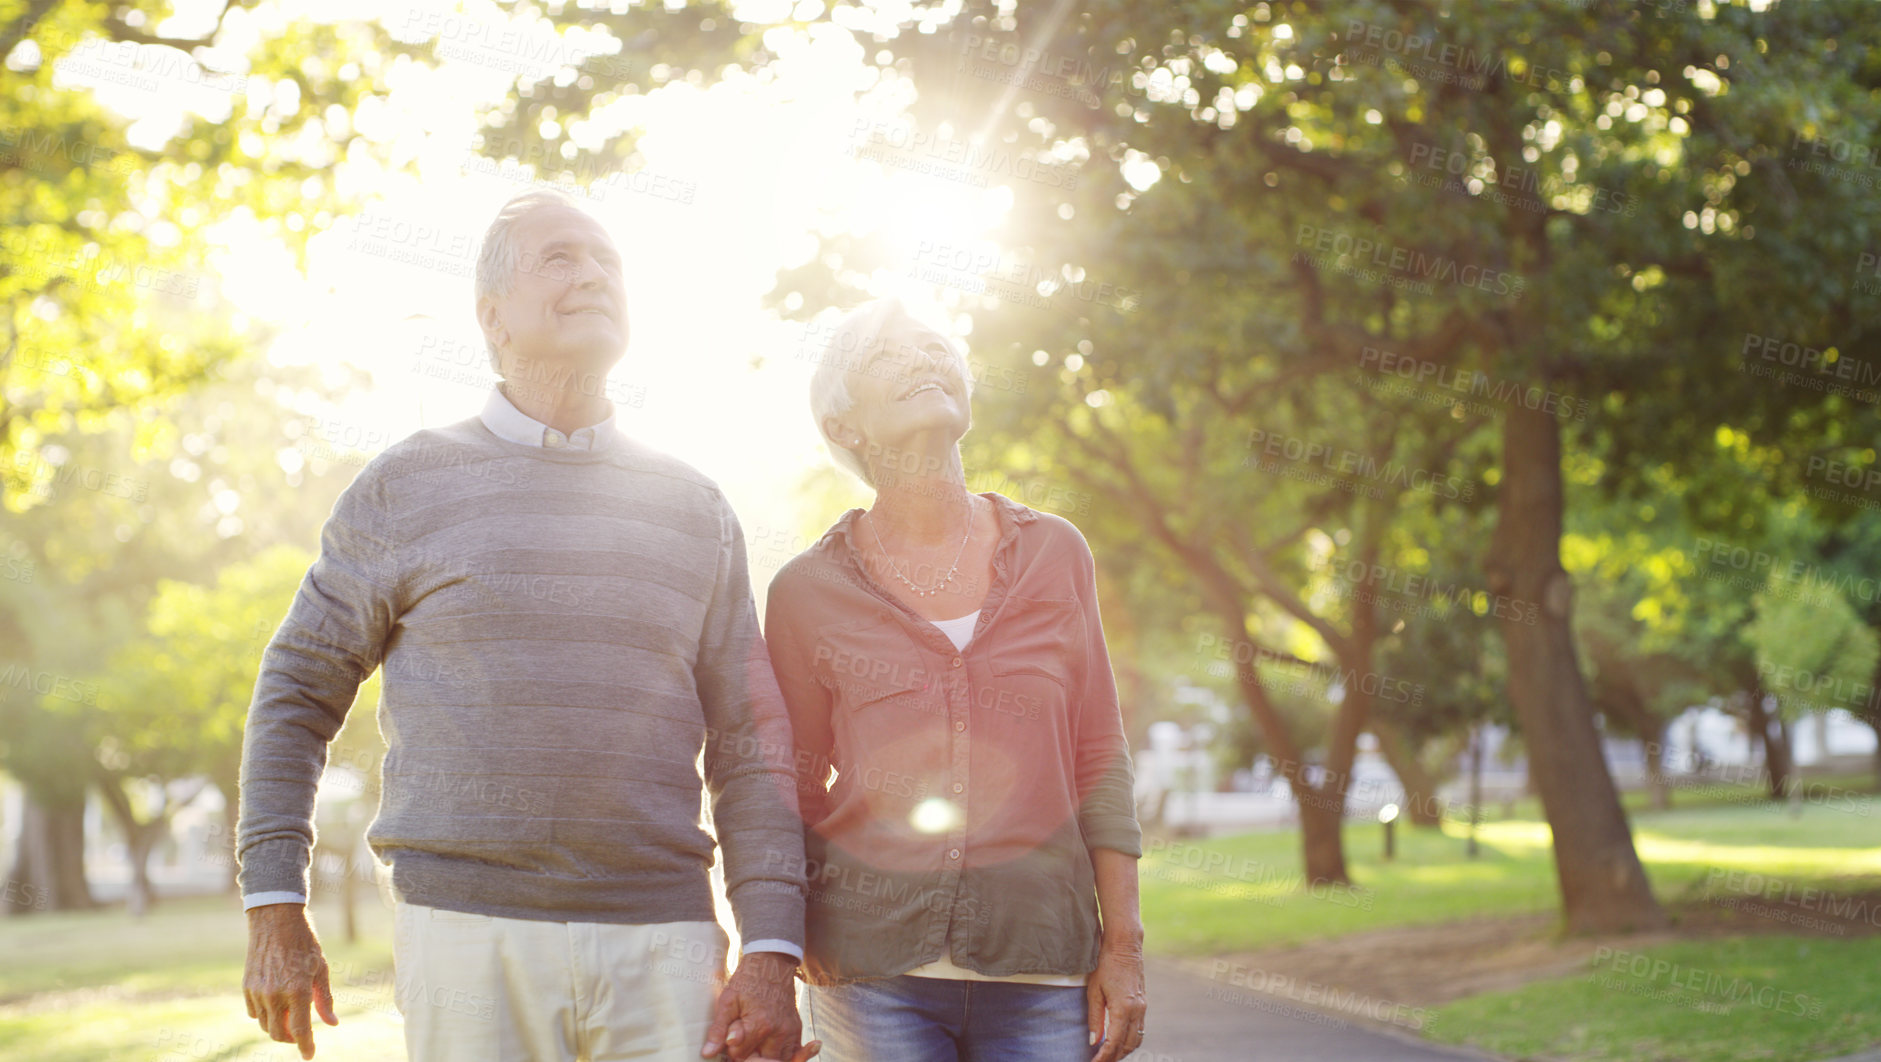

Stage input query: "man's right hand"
[{"left": 244, "top": 903, "right": 339, "bottom": 1060}]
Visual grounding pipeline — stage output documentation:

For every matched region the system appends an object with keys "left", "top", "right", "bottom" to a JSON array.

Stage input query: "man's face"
[{"left": 479, "top": 206, "right": 629, "bottom": 371}]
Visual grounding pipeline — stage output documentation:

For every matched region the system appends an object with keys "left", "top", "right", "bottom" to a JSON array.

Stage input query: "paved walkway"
[{"left": 1139, "top": 956, "right": 1505, "bottom": 1062}]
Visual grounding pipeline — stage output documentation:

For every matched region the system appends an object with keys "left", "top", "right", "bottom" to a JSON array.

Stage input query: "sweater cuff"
[
  {"left": 726, "top": 878, "right": 806, "bottom": 951},
  {"left": 1080, "top": 816, "right": 1144, "bottom": 859},
  {"left": 236, "top": 838, "right": 312, "bottom": 897}
]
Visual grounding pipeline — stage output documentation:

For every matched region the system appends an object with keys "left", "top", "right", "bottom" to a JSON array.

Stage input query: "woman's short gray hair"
[
  {"left": 475, "top": 189, "right": 580, "bottom": 370},
  {"left": 808, "top": 297, "right": 972, "bottom": 488}
]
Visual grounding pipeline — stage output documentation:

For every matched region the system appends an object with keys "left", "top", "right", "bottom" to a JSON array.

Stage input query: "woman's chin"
[{"left": 882, "top": 405, "right": 970, "bottom": 439}]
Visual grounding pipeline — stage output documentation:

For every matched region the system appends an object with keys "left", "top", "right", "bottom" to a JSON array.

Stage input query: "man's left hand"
[{"left": 701, "top": 952, "right": 819, "bottom": 1062}]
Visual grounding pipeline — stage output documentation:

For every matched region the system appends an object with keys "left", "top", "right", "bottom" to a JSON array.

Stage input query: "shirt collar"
[
  {"left": 481, "top": 386, "right": 614, "bottom": 452},
  {"left": 825, "top": 490, "right": 1036, "bottom": 552}
]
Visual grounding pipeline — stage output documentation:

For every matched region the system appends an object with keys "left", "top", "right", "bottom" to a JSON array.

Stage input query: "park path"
[{"left": 1137, "top": 956, "right": 1506, "bottom": 1062}]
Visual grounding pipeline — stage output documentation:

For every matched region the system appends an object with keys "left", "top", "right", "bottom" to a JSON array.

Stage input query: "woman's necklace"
[{"left": 866, "top": 506, "right": 973, "bottom": 599}]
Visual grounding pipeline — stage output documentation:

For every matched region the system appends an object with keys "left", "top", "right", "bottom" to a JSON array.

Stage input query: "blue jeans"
[{"left": 806, "top": 976, "right": 1092, "bottom": 1062}]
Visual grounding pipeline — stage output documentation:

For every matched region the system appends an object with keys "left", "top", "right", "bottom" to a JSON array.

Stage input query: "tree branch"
[
  {"left": 0, "top": 0, "right": 58, "bottom": 61},
  {"left": 101, "top": 0, "right": 238, "bottom": 52}
]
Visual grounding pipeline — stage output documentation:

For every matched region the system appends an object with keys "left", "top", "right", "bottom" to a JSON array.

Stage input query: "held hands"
[
  {"left": 1087, "top": 934, "right": 1148, "bottom": 1062},
  {"left": 701, "top": 951, "right": 821, "bottom": 1062},
  {"left": 243, "top": 904, "right": 339, "bottom": 1060}
]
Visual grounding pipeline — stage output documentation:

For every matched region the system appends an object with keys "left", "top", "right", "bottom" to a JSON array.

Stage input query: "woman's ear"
[{"left": 822, "top": 414, "right": 863, "bottom": 451}]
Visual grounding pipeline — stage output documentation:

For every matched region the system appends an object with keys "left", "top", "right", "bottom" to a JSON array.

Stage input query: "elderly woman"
[{"left": 763, "top": 298, "right": 1147, "bottom": 1061}]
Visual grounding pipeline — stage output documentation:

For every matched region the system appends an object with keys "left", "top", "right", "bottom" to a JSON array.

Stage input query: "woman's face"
[{"left": 834, "top": 316, "right": 973, "bottom": 463}]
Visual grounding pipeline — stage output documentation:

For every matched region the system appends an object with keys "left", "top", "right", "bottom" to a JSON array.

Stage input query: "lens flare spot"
[{"left": 911, "top": 798, "right": 961, "bottom": 834}]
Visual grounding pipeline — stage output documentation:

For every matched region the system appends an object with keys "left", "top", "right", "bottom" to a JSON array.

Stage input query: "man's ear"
[{"left": 477, "top": 296, "right": 506, "bottom": 355}]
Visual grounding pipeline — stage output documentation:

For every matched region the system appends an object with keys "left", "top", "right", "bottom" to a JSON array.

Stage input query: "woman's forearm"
[{"left": 1093, "top": 847, "right": 1143, "bottom": 948}]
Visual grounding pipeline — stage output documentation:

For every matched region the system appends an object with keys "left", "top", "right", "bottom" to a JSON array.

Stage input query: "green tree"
[
  {"left": 743, "top": 0, "right": 1881, "bottom": 931},
  {"left": 1727, "top": 435, "right": 1881, "bottom": 786},
  {"left": 313, "top": 0, "right": 1881, "bottom": 928},
  {"left": 0, "top": 0, "right": 415, "bottom": 465},
  {"left": 1747, "top": 568, "right": 1881, "bottom": 780},
  {"left": 1585, "top": 451, "right": 1880, "bottom": 801},
  {"left": 1569, "top": 517, "right": 1721, "bottom": 811},
  {"left": 87, "top": 545, "right": 312, "bottom": 914},
  {"left": 2, "top": 358, "right": 356, "bottom": 911},
  {"left": 1, "top": 0, "right": 417, "bottom": 910},
  {"left": 1367, "top": 505, "right": 1513, "bottom": 829},
  {"left": 1814, "top": 519, "right": 1881, "bottom": 785}
]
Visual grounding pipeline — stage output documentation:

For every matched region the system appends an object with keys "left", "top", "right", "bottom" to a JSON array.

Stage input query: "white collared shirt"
[{"left": 480, "top": 386, "right": 614, "bottom": 451}]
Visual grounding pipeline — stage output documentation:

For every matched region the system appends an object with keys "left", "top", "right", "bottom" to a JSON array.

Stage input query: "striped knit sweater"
[{"left": 235, "top": 414, "right": 806, "bottom": 945}]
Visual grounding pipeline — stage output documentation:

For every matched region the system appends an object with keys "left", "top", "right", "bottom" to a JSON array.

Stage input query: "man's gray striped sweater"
[{"left": 235, "top": 415, "right": 806, "bottom": 946}]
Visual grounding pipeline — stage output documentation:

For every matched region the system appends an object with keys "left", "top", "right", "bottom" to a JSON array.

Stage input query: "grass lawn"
[
  {"left": 0, "top": 891, "right": 405, "bottom": 1062},
  {"left": 1426, "top": 935, "right": 1881, "bottom": 1062},
  {"left": 1138, "top": 777, "right": 1881, "bottom": 1062},
  {"left": 1139, "top": 778, "right": 1881, "bottom": 954},
  {"left": 3, "top": 776, "right": 1875, "bottom": 1062}
]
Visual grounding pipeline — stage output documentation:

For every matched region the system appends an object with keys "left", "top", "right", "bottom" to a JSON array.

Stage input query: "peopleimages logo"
[
  {"left": 1243, "top": 427, "right": 1475, "bottom": 501},
  {"left": 1342, "top": 20, "right": 1580, "bottom": 91},
  {"left": 1705, "top": 867, "right": 1881, "bottom": 928},
  {"left": 1311, "top": 556, "right": 1540, "bottom": 626},
  {"left": 1193, "top": 634, "right": 1426, "bottom": 707},
  {"left": 1587, "top": 946, "right": 1825, "bottom": 1019},
  {"left": 849, "top": 119, "right": 1080, "bottom": 191},
  {"left": 1405, "top": 143, "right": 1636, "bottom": 217},
  {"left": 1143, "top": 839, "right": 1374, "bottom": 910},
  {"left": 1294, "top": 224, "right": 1526, "bottom": 299},
  {"left": 1741, "top": 332, "right": 1881, "bottom": 387},
  {"left": 1209, "top": 960, "right": 1433, "bottom": 1032},
  {"left": 1358, "top": 346, "right": 1591, "bottom": 420},
  {"left": 1692, "top": 536, "right": 1880, "bottom": 605},
  {"left": 952, "top": 33, "right": 1116, "bottom": 108}
]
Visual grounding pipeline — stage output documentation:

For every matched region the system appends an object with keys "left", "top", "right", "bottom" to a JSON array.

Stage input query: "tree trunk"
[
  {"left": 126, "top": 824, "right": 159, "bottom": 918},
  {"left": 1746, "top": 690, "right": 1792, "bottom": 800},
  {"left": 1466, "top": 725, "right": 1485, "bottom": 858},
  {"left": 97, "top": 776, "right": 205, "bottom": 917},
  {"left": 1484, "top": 403, "right": 1666, "bottom": 934},
  {"left": 1596, "top": 667, "right": 1670, "bottom": 812},
  {"left": 1209, "top": 609, "right": 1358, "bottom": 886},
  {"left": 1775, "top": 716, "right": 1795, "bottom": 799},
  {"left": 1643, "top": 721, "right": 1671, "bottom": 812},
  {"left": 1295, "top": 783, "right": 1350, "bottom": 885},
  {"left": 97, "top": 777, "right": 157, "bottom": 917},
  {"left": 1371, "top": 718, "right": 1444, "bottom": 827},
  {"left": 6, "top": 789, "right": 94, "bottom": 913}
]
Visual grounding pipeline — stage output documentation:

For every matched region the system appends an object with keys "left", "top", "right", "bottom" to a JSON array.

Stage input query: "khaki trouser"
[{"left": 393, "top": 902, "right": 727, "bottom": 1061}]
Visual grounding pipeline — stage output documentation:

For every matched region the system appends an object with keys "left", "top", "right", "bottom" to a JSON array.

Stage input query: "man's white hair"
[
  {"left": 808, "top": 297, "right": 973, "bottom": 489},
  {"left": 475, "top": 189, "right": 583, "bottom": 371}
]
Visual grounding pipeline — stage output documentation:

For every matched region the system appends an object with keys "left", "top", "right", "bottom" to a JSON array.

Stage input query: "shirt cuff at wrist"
[
  {"left": 242, "top": 891, "right": 309, "bottom": 910},
  {"left": 741, "top": 938, "right": 803, "bottom": 962}
]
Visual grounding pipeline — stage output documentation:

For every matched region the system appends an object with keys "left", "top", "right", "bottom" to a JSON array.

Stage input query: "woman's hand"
[{"left": 1086, "top": 935, "right": 1147, "bottom": 1062}]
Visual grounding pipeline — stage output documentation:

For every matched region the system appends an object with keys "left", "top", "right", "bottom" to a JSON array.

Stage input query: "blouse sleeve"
[
  {"left": 764, "top": 570, "right": 837, "bottom": 828},
  {"left": 1068, "top": 531, "right": 1143, "bottom": 857}
]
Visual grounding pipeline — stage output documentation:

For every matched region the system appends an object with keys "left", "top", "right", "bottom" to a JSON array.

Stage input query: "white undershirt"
[
  {"left": 928, "top": 610, "right": 980, "bottom": 651},
  {"left": 905, "top": 608, "right": 1087, "bottom": 987}
]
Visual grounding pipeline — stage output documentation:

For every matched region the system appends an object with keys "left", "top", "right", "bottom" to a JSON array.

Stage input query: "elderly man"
[{"left": 237, "top": 190, "right": 814, "bottom": 1062}]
